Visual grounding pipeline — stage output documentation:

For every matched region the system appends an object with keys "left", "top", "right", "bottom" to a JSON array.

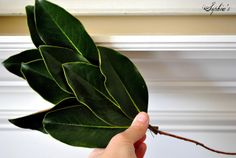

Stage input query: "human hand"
[{"left": 89, "top": 112, "right": 149, "bottom": 158}]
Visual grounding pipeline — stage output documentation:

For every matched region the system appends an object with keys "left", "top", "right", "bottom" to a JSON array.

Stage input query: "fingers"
[
  {"left": 134, "top": 135, "right": 147, "bottom": 158},
  {"left": 134, "top": 135, "right": 146, "bottom": 148},
  {"left": 122, "top": 112, "right": 149, "bottom": 144},
  {"left": 135, "top": 143, "right": 147, "bottom": 158},
  {"left": 99, "top": 112, "right": 149, "bottom": 158}
]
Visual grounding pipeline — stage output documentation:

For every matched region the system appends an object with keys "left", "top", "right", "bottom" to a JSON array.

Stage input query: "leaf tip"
[
  {"left": 1, "top": 59, "right": 7, "bottom": 67},
  {"left": 8, "top": 118, "right": 19, "bottom": 127},
  {"left": 25, "top": 5, "right": 34, "bottom": 10}
]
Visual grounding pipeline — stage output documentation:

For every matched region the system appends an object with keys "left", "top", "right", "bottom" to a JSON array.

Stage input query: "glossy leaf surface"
[
  {"left": 35, "top": 0, "right": 98, "bottom": 63},
  {"left": 21, "top": 59, "right": 72, "bottom": 104},
  {"left": 9, "top": 97, "right": 79, "bottom": 134},
  {"left": 26, "top": 5, "right": 45, "bottom": 47},
  {"left": 39, "top": 45, "right": 88, "bottom": 93},
  {"left": 4, "top": 0, "right": 149, "bottom": 149},
  {"left": 2, "top": 49, "right": 41, "bottom": 78},
  {"left": 99, "top": 46, "right": 148, "bottom": 118},
  {"left": 63, "top": 62, "right": 132, "bottom": 125},
  {"left": 9, "top": 110, "right": 48, "bottom": 133},
  {"left": 44, "top": 105, "right": 129, "bottom": 148}
]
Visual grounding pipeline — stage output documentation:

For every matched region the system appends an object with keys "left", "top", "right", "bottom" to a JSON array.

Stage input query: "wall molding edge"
[
  {"left": 1, "top": 35, "right": 236, "bottom": 51},
  {"left": 1, "top": 35, "right": 236, "bottom": 132}
]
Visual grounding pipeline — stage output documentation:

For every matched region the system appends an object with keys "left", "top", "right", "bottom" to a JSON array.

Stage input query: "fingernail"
[{"left": 132, "top": 112, "right": 148, "bottom": 126}]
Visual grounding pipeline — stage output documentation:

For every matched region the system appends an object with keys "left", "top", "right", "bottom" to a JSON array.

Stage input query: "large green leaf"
[
  {"left": 2, "top": 49, "right": 41, "bottom": 78},
  {"left": 62, "top": 62, "right": 132, "bottom": 125},
  {"left": 35, "top": 0, "right": 98, "bottom": 63},
  {"left": 9, "top": 109, "right": 48, "bottom": 133},
  {"left": 39, "top": 45, "right": 88, "bottom": 93},
  {"left": 98, "top": 46, "right": 148, "bottom": 118},
  {"left": 9, "top": 97, "right": 79, "bottom": 134},
  {"left": 26, "top": 5, "right": 45, "bottom": 47},
  {"left": 21, "top": 59, "right": 72, "bottom": 104},
  {"left": 43, "top": 105, "right": 129, "bottom": 148},
  {"left": 3, "top": 0, "right": 150, "bottom": 149}
]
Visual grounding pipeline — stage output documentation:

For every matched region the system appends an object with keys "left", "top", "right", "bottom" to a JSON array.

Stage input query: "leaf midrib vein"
[
  {"left": 45, "top": 122, "right": 129, "bottom": 129},
  {"left": 43, "top": 6, "right": 83, "bottom": 56},
  {"left": 103, "top": 53, "right": 140, "bottom": 113},
  {"left": 64, "top": 62, "right": 121, "bottom": 109}
]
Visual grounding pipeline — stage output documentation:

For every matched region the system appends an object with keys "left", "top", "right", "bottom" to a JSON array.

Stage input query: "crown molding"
[
  {"left": 1, "top": 35, "right": 236, "bottom": 131},
  {"left": 1, "top": 35, "right": 236, "bottom": 52},
  {"left": 1, "top": 109, "right": 236, "bottom": 132},
  {"left": 94, "top": 35, "right": 236, "bottom": 51},
  {"left": 1, "top": 35, "right": 236, "bottom": 93},
  {"left": 0, "top": 0, "right": 236, "bottom": 16}
]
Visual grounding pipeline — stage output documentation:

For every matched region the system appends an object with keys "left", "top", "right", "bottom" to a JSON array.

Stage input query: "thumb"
[{"left": 122, "top": 112, "right": 149, "bottom": 144}]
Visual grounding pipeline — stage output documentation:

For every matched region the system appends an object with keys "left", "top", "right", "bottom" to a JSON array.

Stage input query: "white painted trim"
[
  {"left": 1, "top": 109, "right": 236, "bottom": 132},
  {"left": 148, "top": 81, "right": 236, "bottom": 94},
  {"left": 1, "top": 81, "right": 236, "bottom": 94},
  {"left": 1, "top": 35, "right": 236, "bottom": 92},
  {"left": 1, "top": 35, "right": 236, "bottom": 132},
  {"left": 0, "top": 81, "right": 31, "bottom": 93},
  {"left": 149, "top": 110, "right": 236, "bottom": 132},
  {"left": 95, "top": 35, "right": 236, "bottom": 51},
  {"left": 1, "top": 36, "right": 236, "bottom": 77},
  {"left": 0, "top": 0, "right": 235, "bottom": 16},
  {"left": 1, "top": 35, "right": 236, "bottom": 52}
]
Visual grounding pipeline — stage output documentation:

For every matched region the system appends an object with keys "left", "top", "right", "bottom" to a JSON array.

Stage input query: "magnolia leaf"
[
  {"left": 9, "top": 97, "right": 79, "bottom": 134},
  {"left": 2, "top": 49, "right": 41, "bottom": 78},
  {"left": 3, "top": 0, "right": 146, "bottom": 148},
  {"left": 26, "top": 5, "right": 45, "bottom": 47},
  {"left": 35, "top": 0, "right": 98, "bottom": 63},
  {"left": 62, "top": 62, "right": 132, "bottom": 125},
  {"left": 98, "top": 46, "right": 148, "bottom": 118},
  {"left": 3, "top": 1, "right": 236, "bottom": 155},
  {"left": 39, "top": 45, "right": 88, "bottom": 93},
  {"left": 9, "top": 109, "right": 48, "bottom": 133},
  {"left": 43, "top": 105, "right": 129, "bottom": 148},
  {"left": 21, "top": 59, "right": 72, "bottom": 104}
]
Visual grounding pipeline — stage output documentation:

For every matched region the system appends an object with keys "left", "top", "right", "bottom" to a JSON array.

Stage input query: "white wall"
[
  {"left": 1, "top": 36, "right": 236, "bottom": 158},
  {"left": 0, "top": 0, "right": 236, "bottom": 15}
]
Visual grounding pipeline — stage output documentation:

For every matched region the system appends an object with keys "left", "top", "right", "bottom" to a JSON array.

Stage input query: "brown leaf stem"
[{"left": 148, "top": 124, "right": 236, "bottom": 155}]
